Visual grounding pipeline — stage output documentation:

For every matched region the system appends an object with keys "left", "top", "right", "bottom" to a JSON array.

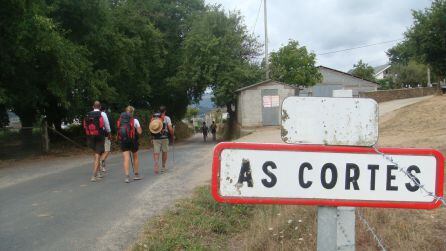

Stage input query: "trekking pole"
[
  {"left": 172, "top": 125, "right": 175, "bottom": 168},
  {"left": 130, "top": 151, "right": 134, "bottom": 174}
]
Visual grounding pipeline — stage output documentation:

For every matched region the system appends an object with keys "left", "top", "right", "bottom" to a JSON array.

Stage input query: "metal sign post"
[{"left": 317, "top": 91, "right": 356, "bottom": 251}]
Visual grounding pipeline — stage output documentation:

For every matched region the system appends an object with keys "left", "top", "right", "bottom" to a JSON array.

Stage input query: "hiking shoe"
[
  {"left": 125, "top": 176, "right": 130, "bottom": 183},
  {"left": 133, "top": 175, "right": 142, "bottom": 180},
  {"left": 90, "top": 176, "right": 97, "bottom": 182},
  {"left": 100, "top": 160, "right": 106, "bottom": 172}
]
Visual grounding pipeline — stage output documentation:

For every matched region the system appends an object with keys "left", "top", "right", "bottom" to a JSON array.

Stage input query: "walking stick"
[
  {"left": 172, "top": 125, "right": 175, "bottom": 168},
  {"left": 130, "top": 151, "right": 134, "bottom": 174}
]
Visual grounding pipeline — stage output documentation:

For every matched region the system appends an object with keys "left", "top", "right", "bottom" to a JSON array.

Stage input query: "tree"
[
  {"left": 269, "top": 40, "right": 321, "bottom": 86},
  {"left": 351, "top": 60, "right": 376, "bottom": 82},
  {"left": 0, "top": 0, "right": 105, "bottom": 129},
  {"left": 51, "top": 0, "right": 165, "bottom": 114},
  {"left": 391, "top": 60, "right": 430, "bottom": 87},
  {"left": 184, "top": 107, "right": 199, "bottom": 120},
  {"left": 376, "top": 78, "right": 396, "bottom": 90},
  {"left": 128, "top": 0, "right": 207, "bottom": 120},
  {"left": 387, "top": 41, "right": 416, "bottom": 65},
  {"left": 388, "top": 0, "right": 446, "bottom": 79},
  {"left": 174, "top": 7, "right": 262, "bottom": 126}
]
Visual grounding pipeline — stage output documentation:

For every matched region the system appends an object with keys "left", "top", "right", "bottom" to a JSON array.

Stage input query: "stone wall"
[{"left": 359, "top": 87, "right": 439, "bottom": 103}]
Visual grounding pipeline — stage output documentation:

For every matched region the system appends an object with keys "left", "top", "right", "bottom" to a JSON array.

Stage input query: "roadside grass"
[
  {"left": 133, "top": 185, "right": 446, "bottom": 250},
  {"left": 133, "top": 185, "right": 318, "bottom": 250},
  {"left": 133, "top": 186, "right": 255, "bottom": 250}
]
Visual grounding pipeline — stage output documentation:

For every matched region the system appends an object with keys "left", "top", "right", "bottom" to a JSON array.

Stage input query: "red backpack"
[
  {"left": 83, "top": 111, "right": 105, "bottom": 136},
  {"left": 117, "top": 112, "right": 135, "bottom": 142}
]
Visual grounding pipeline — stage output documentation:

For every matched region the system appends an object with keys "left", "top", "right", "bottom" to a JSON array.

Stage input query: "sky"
[{"left": 205, "top": 0, "right": 432, "bottom": 72}]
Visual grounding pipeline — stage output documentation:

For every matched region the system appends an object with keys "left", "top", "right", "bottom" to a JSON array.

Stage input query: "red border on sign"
[{"left": 211, "top": 142, "right": 444, "bottom": 209}]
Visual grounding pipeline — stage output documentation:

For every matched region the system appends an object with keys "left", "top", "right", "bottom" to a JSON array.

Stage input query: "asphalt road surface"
[{"left": 0, "top": 134, "right": 216, "bottom": 251}]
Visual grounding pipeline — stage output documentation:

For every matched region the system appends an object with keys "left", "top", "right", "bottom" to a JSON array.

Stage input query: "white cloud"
[{"left": 205, "top": 0, "right": 432, "bottom": 71}]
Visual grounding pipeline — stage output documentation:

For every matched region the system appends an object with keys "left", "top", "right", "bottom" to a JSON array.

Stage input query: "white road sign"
[
  {"left": 212, "top": 142, "right": 444, "bottom": 209},
  {"left": 281, "top": 97, "right": 378, "bottom": 146}
]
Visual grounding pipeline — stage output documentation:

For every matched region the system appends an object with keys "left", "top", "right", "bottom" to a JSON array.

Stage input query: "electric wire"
[
  {"left": 251, "top": 0, "right": 263, "bottom": 35},
  {"left": 317, "top": 38, "right": 402, "bottom": 56}
]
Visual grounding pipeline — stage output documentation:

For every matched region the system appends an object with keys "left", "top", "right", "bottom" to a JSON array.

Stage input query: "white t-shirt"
[
  {"left": 134, "top": 118, "right": 141, "bottom": 128},
  {"left": 164, "top": 116, "right": 172, "bottom": 126}
]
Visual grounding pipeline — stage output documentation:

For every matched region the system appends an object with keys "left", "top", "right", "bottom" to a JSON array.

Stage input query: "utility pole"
[{"left": 264, "top": 0, "right": 269, "bottom": 80}]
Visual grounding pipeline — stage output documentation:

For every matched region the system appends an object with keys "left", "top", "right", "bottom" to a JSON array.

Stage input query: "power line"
[
  {"left": 317, "top": 38, "right": 402, "bottom": 56},
  {"left": 251, "top": 0, "right": 262, "bottom": 34}
]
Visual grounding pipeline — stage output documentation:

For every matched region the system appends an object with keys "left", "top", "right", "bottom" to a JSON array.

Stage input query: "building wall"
[
  {"left": 309, "top": 68, "right": 378, "bottom": 96},
  {"left": 238, "top": 81, "right": 296, "bottom": 127}
]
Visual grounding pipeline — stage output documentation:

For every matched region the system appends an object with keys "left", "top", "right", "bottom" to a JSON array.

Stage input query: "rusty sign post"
[{"left": 212, "top": 96, "right": 444, "bottom": 250}]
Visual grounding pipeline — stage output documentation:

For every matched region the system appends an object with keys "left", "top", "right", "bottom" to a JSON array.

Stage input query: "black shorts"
[
  {"left": 120, "top": 140, "right": 139, "bottom": 153},
  {"left": 87, "top": 136, "right": 105, "bottom": 154}
]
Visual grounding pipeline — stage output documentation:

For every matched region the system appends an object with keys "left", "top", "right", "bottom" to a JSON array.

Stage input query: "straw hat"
[{"left": 149, "top": 119, "right": 163, "bottom": 134}]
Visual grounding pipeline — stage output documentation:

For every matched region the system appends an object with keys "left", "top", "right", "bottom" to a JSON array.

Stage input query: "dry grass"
[
  {"left": 133, "top": 186, "right": 255, "bottom": 250},
  {"left": 228, "top": 205, "right": 317, "bottom": 250}
]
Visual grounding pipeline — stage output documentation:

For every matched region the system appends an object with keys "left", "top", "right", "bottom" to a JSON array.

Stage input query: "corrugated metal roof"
[
  {"left": 235, "top": 79, "right": 297, "bottom": 92},
  {"left": 373, "top": 63, "right": 391, "bottom": 75},
  {"left": 318, "top": 66, "right": 379, "bottom": 86}
]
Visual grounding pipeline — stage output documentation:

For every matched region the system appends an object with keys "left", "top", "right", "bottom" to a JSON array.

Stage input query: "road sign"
[
  {"left": 281, "top": 97, "right": 378, "bottom": 146},
  {"left": 212, "top": 142, "right": 444, "bottom": 209}
]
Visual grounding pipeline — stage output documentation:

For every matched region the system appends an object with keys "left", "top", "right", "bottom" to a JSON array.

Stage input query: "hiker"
[
  {"left": 83, "top": 101, "right": 111, "bottom": 182},
  {"left": 201, "top": 121, "right": 208, "bottom": 142},
  {"left": 149, "top": 105, "right": 174, "bottom": 174},
  {"left": 210, "top": 121, "right": 217, "bottom": 141},
  {"left": 99, "top": 106, "right": 115, "bottom": 172},
  {"left": 117, "top": 106, "right": 142, "bottom": 183}
]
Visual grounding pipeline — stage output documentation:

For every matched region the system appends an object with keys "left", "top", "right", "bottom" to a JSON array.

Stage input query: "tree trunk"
[
  {"left": 225, "top": 103, "right": 236, "bottom": 140},
  {"left": 17, "top": 110, "right": 35, "bottom": 151}
]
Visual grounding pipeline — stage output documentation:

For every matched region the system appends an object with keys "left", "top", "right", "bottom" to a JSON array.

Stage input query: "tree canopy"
[
  {"left": 174, "top": 7, "right": 262, "bottom": 120},
  {"left": 351, "top": 60, "right": 376, "bottom": 82},
  {"left": 388, "top": 0, "right": 446, "bottom": 78},
  {"left": 0, "top": 0, "right": 209, "bottom": 127},
  {"left": 269, "top": 40, "right": 321, "bottom": 86}
]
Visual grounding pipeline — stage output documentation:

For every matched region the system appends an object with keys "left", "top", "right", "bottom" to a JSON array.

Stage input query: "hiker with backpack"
[
  {"left": 117, "top": 106, "right": 142, "bottom": 183},
  {"left": 149, "top": 105, "right": 174, "bottom": 174},
  {"left": 83, "top": 101, "right": 111, "bottom": 182},
  {"left": 210, "top": 121, "right": 217, "bottom": 141},
  {"left": 201, "top": 121, "right": 208, "bottom": 142}
]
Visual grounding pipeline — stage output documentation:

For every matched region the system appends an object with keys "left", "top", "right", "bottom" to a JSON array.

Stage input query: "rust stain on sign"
[{"left": 281, "top": 109, "right": 289, "bottom": 122}]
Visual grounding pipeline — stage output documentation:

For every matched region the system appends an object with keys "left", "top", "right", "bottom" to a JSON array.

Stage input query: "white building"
[
  {"left": 300, "top": 66, "right": 379, "bottom": 97},
  {"left": 236, "top": 80, "right": 297, "bottom": 127},
  {"left": 373, "top": 63, "right": 392, "bottom": 80}
]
